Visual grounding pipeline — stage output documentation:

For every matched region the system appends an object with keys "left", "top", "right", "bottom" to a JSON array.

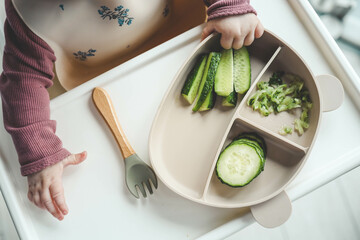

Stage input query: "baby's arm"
[
  {"left": 202, "top": 0, "right": 264, "bottom": 49},
  {"left": 0, "top": 0, "right": 86, "bottom": 220}
]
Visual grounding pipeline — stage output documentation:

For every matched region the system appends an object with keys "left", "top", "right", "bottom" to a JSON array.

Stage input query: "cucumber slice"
[
  {"left": 215, "top": 49, "right": 234, "bottom": 97},
  {"left": 199, "top": 88, "right": 216, "bottom": 111},
  {"left": 193, "top": 52, "right": 221, "bottom": 112},
  {"left": 216, "top": 142, "right": 263, "bottom": 187},
  {"left": 230, "top": 139, "right": 265, "bottom": 170},
  {"left": 236, "top": 132, "right": 267, "bottom": 156},
  {"left": 181, "top": 55, "right": 208, "bottom": 104},
  {"left": 222, "top": 90, "right": 238, "bottom": 107},
  {"left": 233, "top": 47, "right": 251, "bottom": 94}
]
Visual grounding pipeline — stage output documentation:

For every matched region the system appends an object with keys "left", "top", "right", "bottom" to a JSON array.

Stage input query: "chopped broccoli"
[
  {"left": 276, "top": 96, "right": 301, "bottom": 112},
  {"left": 248, "top": 72, "right": 313, "bottom": 136},
  {"left": 294, "top": 118, "right": 310, "bottom": 135},
  {"left": 294, "top": 119, "right": 304, "bottom": 135},
  {"left": 279, "top": 125, "right": 293, "bottom": 135},
  {"left": 269, "top": 71, "right": 284, "bottom": 86}
]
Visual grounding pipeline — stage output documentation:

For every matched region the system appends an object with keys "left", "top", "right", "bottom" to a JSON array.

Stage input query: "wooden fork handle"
[{"left": 92, "top": 87, "right": 135, "bottom": 159}]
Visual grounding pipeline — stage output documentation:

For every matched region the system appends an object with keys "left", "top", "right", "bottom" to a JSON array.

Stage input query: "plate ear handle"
[
  {"left": 250, "top": 191, "right": 292, "bottom": 228},
  {"left": 316, "top": 75, "right": 344, "bottom": 112}
]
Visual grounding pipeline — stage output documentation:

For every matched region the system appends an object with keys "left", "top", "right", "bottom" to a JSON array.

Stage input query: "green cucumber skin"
[
  {"left": 215, "top": 49, "right": 234, "bottom": 97},
  {"left": 232, "top": 135, "right": 266, "bottom": 164},
  {"left": 230, "top": 139, "right": 265, "bottom": 170},
  {"left": 181, "top": 55, "right": 208, "bottom": 104},
  {"left": 216, "top": 142, "right": 263, "bottom": 187},
  {"left": 222, "top": 90, "right": 238, "bottom": 107},
  {"left": 236, "top": 133, "right": 267, "bottom": 155},
  {"left": 193, "top": 52, "right": 221, "bottom": 112},
  {"left": 216, "top": 133, "right": 267, "bottom": 187},
  {"left": 199, "top": 89, "right": 216, "bottom": 111},
  {"left": 233, "top": 47, "right": 251, "bottom": 94},
  {"left": 230, "top": 139, "right": 264, "bottom": 157}
]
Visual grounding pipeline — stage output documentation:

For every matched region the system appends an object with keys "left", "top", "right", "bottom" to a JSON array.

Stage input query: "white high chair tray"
[{"left": 0, "top": 0, "right": 360, "bottom": 239}]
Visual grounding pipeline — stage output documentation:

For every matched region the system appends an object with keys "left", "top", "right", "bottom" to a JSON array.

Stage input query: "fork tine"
[
  {"left": 149, "top": 170, "right": 158, "bottom": 189},
  {"left": 144, "top": 180, "right": 153, "bottom": 195},
  {"left": 127, "top": 184, "right": 140, "bottom": 199},
  {"left": 137, "top": 184, "right": 147, "bottom": 198}
]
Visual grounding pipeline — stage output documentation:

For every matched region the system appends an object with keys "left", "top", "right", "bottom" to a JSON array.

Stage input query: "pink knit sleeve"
[
  {"left": 204, "top": 0, "right": 257, "bottom": 21},
  {"left": 0, "top": 0, "right": 71, "bottom": 176}
]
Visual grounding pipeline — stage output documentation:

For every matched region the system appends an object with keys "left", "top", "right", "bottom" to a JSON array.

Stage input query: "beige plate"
[{"left": 148, "top": 31, "right": 344, "bottom": 227}]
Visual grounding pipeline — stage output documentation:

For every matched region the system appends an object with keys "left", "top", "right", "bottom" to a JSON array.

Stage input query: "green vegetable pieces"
[
  {"left": 247, "top": 72, "right": 313, "bottom": 135},
  {"left": 181, "top": 46, "right": 251, "bottom": 112},
  {"left": 216, "top": 132, "right": 267, "bottom": 187},
  {"left": 192, "top": 52, "right": 221, "bottom": 112}
]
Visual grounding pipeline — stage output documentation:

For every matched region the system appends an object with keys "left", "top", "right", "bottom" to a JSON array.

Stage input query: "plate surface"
[{"left": 150, "top": 31, "right": 322, "bottom": 208}]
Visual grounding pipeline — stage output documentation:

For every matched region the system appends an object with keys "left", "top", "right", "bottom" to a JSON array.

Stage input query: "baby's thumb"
[
  {"left": 201, "top": 23, "right": 214, "bottom": 41},
  {"left": 63, "top": 151, "right": 87, "bottom": 167}
]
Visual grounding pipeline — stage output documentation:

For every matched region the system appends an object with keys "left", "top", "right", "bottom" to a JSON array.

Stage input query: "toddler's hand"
[
  {"left": 201, "top": 13, "right": 264, "bottom": 49},
  {"left": 27, "top": 151, "right": 87, "bottom": 220}
]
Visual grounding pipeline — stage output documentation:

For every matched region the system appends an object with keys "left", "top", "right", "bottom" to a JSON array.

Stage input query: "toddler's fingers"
[
  {"left": 50, "top": 182, "right": 68, "bottom": 216},
  {"left": 27, "top": 191, "right": 34, "bottom": 202},
  {"left": 201, "top": 23, "right": 215, "bottom": 41},
  {"left": 232, "top": 36, "right": 245, "bottom": 50},
  {"left": 220, "top": 34, "right": 234, "bottom": 50},
  {"left": 63, "top": 151, "right": 87, "bottom": 167},
  {"left": 41, "top": 189, "right": 64, "bottom": 220},
  {"left": 33, "top": 191, "right": 45, "bottom": 209},
  {"left": 255, "top": 21, "right": 265, "bottom": 39},
  {"left": 243, "top": 30, "right": 255, "bottom": 46}
]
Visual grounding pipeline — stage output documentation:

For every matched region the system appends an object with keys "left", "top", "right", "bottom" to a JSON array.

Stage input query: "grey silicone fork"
[{"left": 92, "top": 87, "right": 158, "bottom": 198}]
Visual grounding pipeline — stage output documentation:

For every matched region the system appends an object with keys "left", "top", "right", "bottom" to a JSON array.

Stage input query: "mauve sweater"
[{"left": 0, "top": 0, "right": 256, "bottom": 176}]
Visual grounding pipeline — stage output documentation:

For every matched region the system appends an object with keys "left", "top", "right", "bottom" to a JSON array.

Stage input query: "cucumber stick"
[
  {"left": 233, "top": 47, "right": 251, "bottom": 94},
  {"left": 181, "top": 55, "right": 208, "bottom": 104},
  {"left": 215, "top": 49, "right": 234, "bottom": 97},
  {"left": 193, "top": 52, "right": 221, "bottom": 112},
  {"left": 199, "top": 90, "right": 216, "bottom": 111},
  {"left": 216, "top": 133, "right": 266, "bottom": 187},
  {"left": 222, "top": 90, "right": 237, "bottom": 107}
]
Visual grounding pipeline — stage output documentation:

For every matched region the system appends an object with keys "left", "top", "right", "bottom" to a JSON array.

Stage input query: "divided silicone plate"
[{"left": 149, "top": 31, "right": 343, "bottom": 227}]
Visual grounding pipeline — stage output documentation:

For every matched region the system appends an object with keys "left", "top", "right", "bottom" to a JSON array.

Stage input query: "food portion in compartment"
[
  {"left": 215, "top": 49, "right": 233, "bottom": 97},
  {"left": 247, "top": 72, "right": 313, "bottom": 136},
  {"left": 181, "top": 54, "right": 208, "bottom": 104},
  {"left": 192, "top": 52, "right": 221, "bottom": 112},
  {"left": 222, "top": 90, "right": 238, "bottom": 107},
  {"left": 233, "top": 47, "right": 251, "bottom": 94},
  {"left": 181, "top": 46, "right": 251, "bottom": 112},
  {"left": 216, "top": 132, "right": 267, "bottom": 187}
]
